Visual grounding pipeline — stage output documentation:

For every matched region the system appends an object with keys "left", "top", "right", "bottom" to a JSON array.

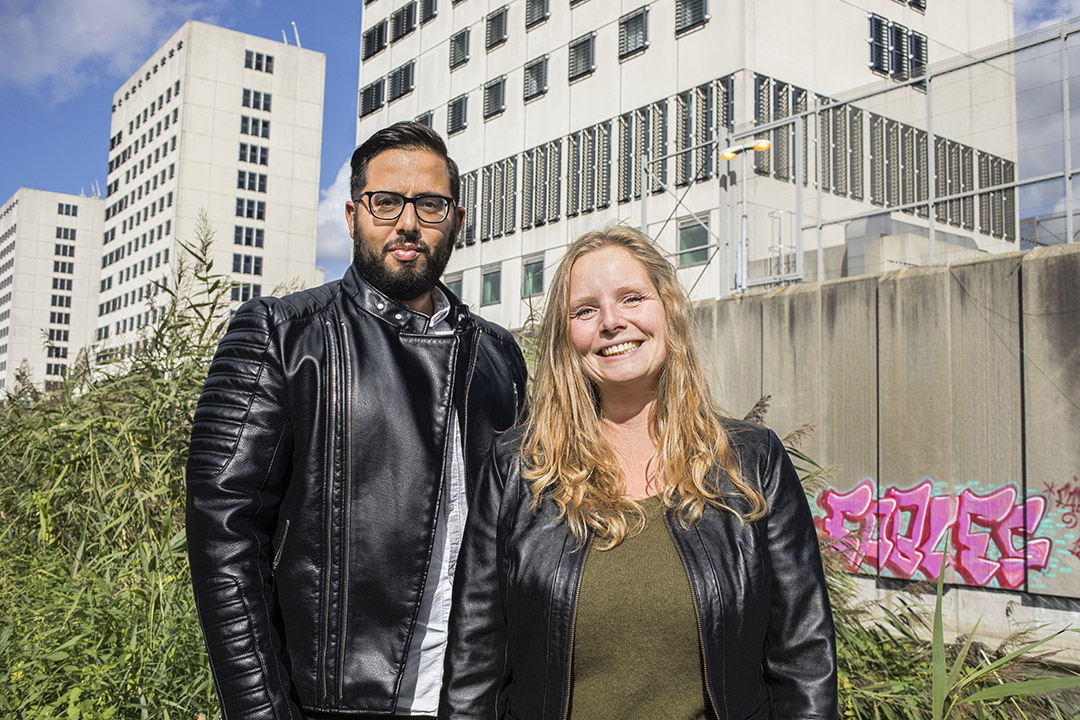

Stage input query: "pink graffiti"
[
  {"left": 816, "top": 479, "right": 1052, "bottom": 590},
  {"left": 1044, "top": 476, "right": 1080, "bottom": 528}
]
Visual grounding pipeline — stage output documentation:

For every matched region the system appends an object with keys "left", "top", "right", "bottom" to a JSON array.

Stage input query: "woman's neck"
[{"left": 601, "top": 393, "right": 660, "bottom": 500}]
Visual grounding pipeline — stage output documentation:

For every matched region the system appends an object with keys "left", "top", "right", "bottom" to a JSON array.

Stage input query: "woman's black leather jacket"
[
  {"left": 440, "top": 420, "right": 837, "bottom": 720},
  {"left": 186, "top": 265, "right": 527, "bottom": 718}
]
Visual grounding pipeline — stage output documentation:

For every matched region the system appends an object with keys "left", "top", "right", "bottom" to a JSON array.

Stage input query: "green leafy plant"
[{"left": 0, "top": 214, "right": 229, "bottom": 718}]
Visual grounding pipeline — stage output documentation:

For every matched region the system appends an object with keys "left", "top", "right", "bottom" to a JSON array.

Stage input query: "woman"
[{"left": 441, "top": 226, "right": 836, "bottom": 720}]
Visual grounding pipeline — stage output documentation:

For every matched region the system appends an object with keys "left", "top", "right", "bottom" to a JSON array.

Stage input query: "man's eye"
[{"left": 418, "top": 198, "right": 444, "bottom": 212}]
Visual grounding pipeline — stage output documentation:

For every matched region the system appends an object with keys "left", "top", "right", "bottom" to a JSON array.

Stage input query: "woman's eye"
[
  {"left": 623, "top": 294, "right": 644, "bottom": 305},
  {"left": 571, "top": 307, "right": 596, "bottom": 319}
]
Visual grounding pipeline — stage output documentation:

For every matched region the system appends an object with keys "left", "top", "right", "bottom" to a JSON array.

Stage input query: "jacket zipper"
[
  {"left": 336, "top": 320, "right": 352, "bottom": 702},
  {"left": 459, "top": 332, "right": 481, "bottom": 494},
  {"left": 561, "top": 539, "right": 591, "bottom": 720},
  {"left": 271, "top": 519, "right": 290, "bottom": 573},
  {"left": 664, "top": 514, "right": 721, "bottom": 717},
  {"left": 319, "top": 320, "right": 340, "bottom": 702}
]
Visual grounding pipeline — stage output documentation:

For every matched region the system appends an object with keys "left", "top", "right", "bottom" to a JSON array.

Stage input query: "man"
[{"left": 187, "top": 122, "right": 527, "bottom": 719}]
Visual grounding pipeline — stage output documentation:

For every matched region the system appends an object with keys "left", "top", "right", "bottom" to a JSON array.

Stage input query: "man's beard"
[{"left": 352, "top": 217, "right": 454, "bottom": 301}]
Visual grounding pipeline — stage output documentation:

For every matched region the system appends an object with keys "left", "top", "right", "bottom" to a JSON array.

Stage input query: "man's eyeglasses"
[{"left": 355, "top": 191, "right": 454, "bottom": 223}]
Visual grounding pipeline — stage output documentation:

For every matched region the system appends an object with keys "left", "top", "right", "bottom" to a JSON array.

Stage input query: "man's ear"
[
  {"left": 451, "top": 204, "right": 466, "bottom": 242},
  {"left": 345, "top": 200, "right": 357, "bottom": 239}
]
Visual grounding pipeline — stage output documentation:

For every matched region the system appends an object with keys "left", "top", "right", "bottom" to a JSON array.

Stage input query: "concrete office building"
[
  {"left": 98, "top": 21, "right": 325, "bottom": 354},
  {"left": 355, "top": 0, "right": 1017, "bottom": 329},
  {"left": 0, "top": 189, "right": 103, "bottom": 390}
]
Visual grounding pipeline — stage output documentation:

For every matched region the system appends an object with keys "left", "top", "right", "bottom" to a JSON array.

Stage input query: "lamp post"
[{"left": 720, "top": 138, "right": 771, "bottom": 292}]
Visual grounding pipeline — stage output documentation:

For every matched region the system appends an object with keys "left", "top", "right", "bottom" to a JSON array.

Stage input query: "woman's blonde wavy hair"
[{"left": 523, "top": 224, "right": 767, "bottom": 549}]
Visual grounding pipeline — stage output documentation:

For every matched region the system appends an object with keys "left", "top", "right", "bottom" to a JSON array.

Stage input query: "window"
[
  {"left": 484, "top": 77, "right": 506, "bottom": 119},
  {"left": 450, "top": 28, "right": 470, "bottom": 69},
  {"left": 361, "top": 78, "right": 386, "bottom": 117},
  {"left": 482, "top": 265, "right": 502, "bottom": 305},
  {"left": 526, "top": 0, "right": 548, "bottom": 29},
  {"left": 420, "top": 0, "right": 437, "bottom": 23},
  {"left": 678, "top": 217, "right": 710, "bottom": 266},
  {"left": 447, "top": 94, "right": 468, "bottom": 135},
  {"left": 619, "top": 8, "right": 648, "bottom": 59},
  {"left": 486, "top": 7, "right": 508, "bottom": 50},
  {"left": 675, "top": 0, "right": 708, "bottom": 35},
  {"left": 391, "top": 2, "right": 417, "bottom": 42},
  {"left": 389, "top": 61, "right": 415, "bottom": 102},
  {"left": 445, "top": 272, "right": 463, "bottom": 298},
  {"left": 522, "top": 256, "right": 544, "bottom": 297},
  {"left": 889, "top": 23, "right": 908, "bottom": 78},
  {"left": 524, "top": 57, "right": 548, "bottom": 100},
  {"left": 870, "top": 16, "right": 926, "bottom": 83},
  {"left": 909, "top": 0, "right": 926, "bottom": 11},
  {"left": 362, "top": 20, "right": 388, "bottom": 59},
  {"left": 909, "top": 31, "right": 928, "bottom": 82},
  {"left": 415, "top": 110, "right": 433, "bottom": 128},
  {"left": 568, "top": 34, "right": 595, "bottom": 81}
]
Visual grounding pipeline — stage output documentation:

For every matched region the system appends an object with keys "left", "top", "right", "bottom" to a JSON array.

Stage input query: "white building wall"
[
  {"left": 98, "top": 21, "right": 325, "bottom": 354},
  {"left": 356, "top": 0, "right": 1015, "bottom": 329},
  {"left": 0, "top": 189, "right": 102, "bottom": 390}
]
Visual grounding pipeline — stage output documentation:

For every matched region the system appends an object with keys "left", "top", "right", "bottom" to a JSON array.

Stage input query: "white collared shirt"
[{"left": 395, "top": 287, "right": 467, "bottom": 714}]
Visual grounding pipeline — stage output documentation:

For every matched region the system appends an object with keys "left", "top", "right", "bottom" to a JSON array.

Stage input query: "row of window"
[
  {"left": 231, "top": 283, "right": 263, "bottom": 302},
  {"left": 244, "top": 50, "right": 275, "bottom": 73},
  {"left": 232, "top": 254, "right": 263, "bottom": 275},
  {"left": 236, "top": 198, "right": 267, "bottom": 220},
  {"left": 362, "top": 0, "right": 438, "bottom": 60},
  {"left": 102, "top": 220, "right": 171, "bottom": 269},
  {"left": 443, "top": 253, "right": 543, "bottom": 309},
  {"left": 55, "top": 227, "right": 77, "bottom": 241},
  {"left": 57, "top": 203, "right": 78, "bottom": 217},
  {"left": 242, "top": 88, "right": 272, "bottom": 111},
  {"left": 235, "top": 226, "right": 266, "bottom": 247},
  {"left": 239, "top": 143, "right": 270, "bottom": 165},
  {"left": 241, "top": 116, "right": 271, "bottom": 138},
  {"left": 114, "top": 173, "right": 174, "bottom": 233},
  {"left": 115, "top": 42, "right": 182, "bottom": 111},
  {"left": 869, "top": 15, "right": 927, "bottom": 83},
  {"left": 52, "top": 278, "right": 72, "bottom": 291},
  {"left": 238, "top": 171, "right": 268, "bottom": 193}
]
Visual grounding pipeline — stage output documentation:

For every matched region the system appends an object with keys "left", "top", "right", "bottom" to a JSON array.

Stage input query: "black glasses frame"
[{"left": 354, "top": 191, "right": 455, "bottom": 223}]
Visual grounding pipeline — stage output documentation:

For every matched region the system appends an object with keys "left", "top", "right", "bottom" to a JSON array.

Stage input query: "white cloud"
[
  {"left": 0, "top": 0, "right": 222, "bottom": 101},
  {"left": 1015, "top": 0, "right": 1080, "bottom": 34},
  {"left": 316, "top": 159, "right": 354, "bottom": 281}
]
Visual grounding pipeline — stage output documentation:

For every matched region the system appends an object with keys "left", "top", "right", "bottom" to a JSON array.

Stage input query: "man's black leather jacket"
[
  {"left": 186, "top": 264, "right": 527, "bottom": 719},
  {"left": 440, "top": 420, "right": 837, "bottom": 720}
]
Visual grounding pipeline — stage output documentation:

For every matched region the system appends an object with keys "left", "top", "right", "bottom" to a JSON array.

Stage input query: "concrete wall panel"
[
  {"left": 1022, "top": 245, "right": 1080, "bottom": 597},
  {"left": 711, "top": 292, "right": 763, "bottom": 420}
]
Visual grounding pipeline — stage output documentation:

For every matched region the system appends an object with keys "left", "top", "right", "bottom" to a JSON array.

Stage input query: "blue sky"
[{"left": 0, "top": 0, "right": 1076, "bottom": 281}]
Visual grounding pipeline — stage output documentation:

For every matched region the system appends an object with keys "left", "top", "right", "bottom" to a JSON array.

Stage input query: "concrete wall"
[{"left": 701, "top": 243, "right": 1080, "bottom": 600}]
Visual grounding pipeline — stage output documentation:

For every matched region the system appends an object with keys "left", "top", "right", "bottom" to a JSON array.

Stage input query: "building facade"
[
  {"left": 0, "top": 189, "right": 103, "bottom": 390},
  {"left": 98, "top": 21, "right": 325, "bottom": 355},
  {"left": 355, "top": 0, "right": 1016, "bottom": 329}
]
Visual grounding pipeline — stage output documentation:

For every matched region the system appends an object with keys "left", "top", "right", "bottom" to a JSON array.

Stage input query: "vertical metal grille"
[
  {"left": 978, "top": 151, "right": 991, "bottom": 234},
  {"left": 547, "top": 139, "right": 561, "bottom": 223},
  {"left": 567, "top": 133, "right": 580, "bottom": 217},
  {"left": 870, "top": 114, "right": 884, "bottom": 206},
  {"left": 650, "top": 101, "right": 667, "bottom": 193},
  {"left": 582, "top": 126, "right": 596, "bottom": 213},
  {"left": 597, "top": 120, "right": 612, "bottom": 208},
  {"left": 901, "top": 125, "right": 916, "bottom": 212},
  {"left": 916, "top": 130, "right": 929, "bottom": 217},
  {"left": 885, "top": 119, "right": 900, "bottom": 207},
  {"left": 486, "top": 7, "right": 508, "bottom": 50},
  {"left": 535, "top": 144, "right": 547, "bottom": 225},
  {"left": 694, "top": 83, "right": 712, "bottom": 182},
  {"left": 676, "top": 0, "right": 707, "bottom": 35},
  {"left": 569, "top": 34, "right": 595, "bottom": 81},
  {"left": 773, "top": 82, "right": 790, "bottom": 181},
  {"left": 849, "top": 107, "right": 863, "bottom": 200},
  {"left": 754, "top": 75, "right": 771, "bottom": 176},
  {"left": 819, "top": 104, "right": 831, "bottom": 192},
  {"left": 934, "top": 137, "right": 948, "bottom": 222},
  {"left": 521, "top": 152, "right": 534, "bottom": 230},
  {"left": 796, "top": 89, "right": 808, "bottom": 186},
  {"left": 676, "top": 92, "right": 691, "bottom": 186},
  {"left": 480, "top": 166, "right": 492, "bottom": 241},
  {"left": 1003, "top": 160, "right": 1016, "bottom": 241},
  {"left": 990, "top": 157, "right": 1003, "bottom": 238},
  {"left": 832, "top": 105, "right": 847, "bottom": 195},
  {"left": 961, "top": 146, "right": 974, "bottom": 230},
  {"left": 634, "top": 107, "right": 648, "bottom": 199},
  {"left": 618, "top": 113, "right": 632, "bottom": 203}
]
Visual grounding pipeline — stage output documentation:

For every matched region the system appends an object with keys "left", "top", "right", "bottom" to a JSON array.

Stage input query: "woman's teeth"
[{"left": 601, "top": 341, "right": 640, "bottom": 357}]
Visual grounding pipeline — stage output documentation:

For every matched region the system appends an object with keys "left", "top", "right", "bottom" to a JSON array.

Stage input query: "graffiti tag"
[
  {"left": 816, "top": 479, "right": 1052, "bottom": 590},
  {"left": 1044, "top": 476, "right": 1080, "bottom": 559}
]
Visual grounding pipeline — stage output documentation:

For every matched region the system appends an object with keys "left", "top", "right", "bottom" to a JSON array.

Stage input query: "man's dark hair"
[{"left": 350, "top": 121, "right": 461, "bottom": 203}]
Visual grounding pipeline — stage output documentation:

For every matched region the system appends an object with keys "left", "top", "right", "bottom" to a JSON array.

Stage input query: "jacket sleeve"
[
  {"left": 186, "top": 299, "right": 302, "bottom": 720},
  {"left": 759, "top": 429, "right": 838, "bottom": 719},
  {"left": 440, "top": 442, "right": 514, "bottom": 720}
]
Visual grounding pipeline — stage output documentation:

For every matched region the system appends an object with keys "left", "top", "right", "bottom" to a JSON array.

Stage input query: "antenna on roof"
[
  {"left": 282, "top": 29, "right": 289, "bottom": 44},
  {"left": 292, "top": 21, "right": 302, "bottom": 48}
]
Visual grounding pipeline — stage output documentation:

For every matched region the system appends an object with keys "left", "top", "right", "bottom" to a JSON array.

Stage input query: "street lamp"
[{"left": 720, "top": 138, "right": 772, "bottom": 292}]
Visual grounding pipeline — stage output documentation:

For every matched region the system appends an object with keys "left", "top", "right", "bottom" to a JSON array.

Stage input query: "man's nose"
[{"left": 396, "top": 200, "right": 419, "bottom": 232}]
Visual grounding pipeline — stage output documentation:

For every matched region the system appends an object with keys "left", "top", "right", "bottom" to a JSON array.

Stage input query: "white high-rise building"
[
  {"left": 0, "top": 189, "right": 103, "bottom": 390},
  {"left": 355, "top": 0, "right": 1017, "bottom": 329},
  {"left": 98, "top": 21, "right": 325, "bottom": 354}
]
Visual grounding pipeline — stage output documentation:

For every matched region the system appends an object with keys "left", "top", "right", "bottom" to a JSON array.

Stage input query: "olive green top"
[{"left": 569, "top": 495, "right": 716, "bottom": 720}]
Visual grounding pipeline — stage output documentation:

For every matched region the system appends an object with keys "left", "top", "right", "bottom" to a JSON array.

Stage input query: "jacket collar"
[{"left": 340, "top": 262, "right": 473, "bottom": 333}]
